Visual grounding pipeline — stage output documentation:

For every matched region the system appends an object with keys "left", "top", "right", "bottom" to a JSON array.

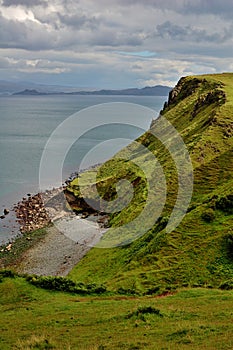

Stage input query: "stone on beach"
[{"left": 3, "top": 209, "right": 9, "bottom": 215}]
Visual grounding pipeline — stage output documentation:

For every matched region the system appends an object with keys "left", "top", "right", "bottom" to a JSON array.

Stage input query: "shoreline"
[
  {"left": 0, "top": 164, "right": 101, "bottom": 245},
  {"left": 0, "top": 163, "right": 103, "bottom": 245},
  {"left": 13, "top": 219, "right": 105, "bottom": 276},
  {"left": 0, "top": 169, "right": 110, "bottom": 275}
]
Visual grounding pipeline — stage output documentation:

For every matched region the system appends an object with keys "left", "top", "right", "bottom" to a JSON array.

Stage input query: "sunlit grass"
[{"left": 1, "top": 275, "right": 233, "bottom": 349}]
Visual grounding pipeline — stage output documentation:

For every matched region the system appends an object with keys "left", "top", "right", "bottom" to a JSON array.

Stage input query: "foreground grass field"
[{"left": 0, "top": 274, "right": 233, "bottom": 350}]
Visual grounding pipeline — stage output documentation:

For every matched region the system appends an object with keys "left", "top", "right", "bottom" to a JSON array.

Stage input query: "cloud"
[
  {"left": 112, "top": 0, "right": 233, "bottom": 19},
  {"left": 0, "top": 13, "right": 56, "bottom": 50},
  {"left": 155, "top": 21, "right": 233, "bottom": 43},
  {"left": 180, "top": 0, "right": 233, "bottom": 19},
  {"left": 0, "top": 56, "right": 70, "bottom": 73},
  {"left": 0, "top": 0, "right": 232, "bottom": 88},
  {"left": 2, "top": 0, "right": 46, "bottom": 7},
  {"left": 57, "top": 13, "right": 99, "bottom": 30}
]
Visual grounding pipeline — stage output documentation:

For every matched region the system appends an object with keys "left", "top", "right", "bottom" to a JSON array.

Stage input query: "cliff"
[{"left": 67, "top": 73, "right": 233, "bottom": 294}]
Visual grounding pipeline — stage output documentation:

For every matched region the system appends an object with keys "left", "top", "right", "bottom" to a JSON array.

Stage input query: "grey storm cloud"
[
  {"left": 91, "top": 32, "right": 143, "bottom": 47},
  {"left": 2, "top": 0, "right": 46, "bottom": 7},
  {"left": 0, "top": 13, "right": 57, "bottom": 50},
  {"left": 2, "top": 0, "right": 233, "bottom": 20},
  {"left": 0, "top": 0, "right": 233, "bottom": 87},
  {"left": 156, "top": 21, "right": 233, "bottom": 43},
  {"left": 58, "top": 13, "right": 100, "bottom": 30},
  {"left": 0, "top": 14, "right": 28, "bottom": 49},
  {"left": 0, "top": 10, "right": 143, "bottom": 51},
  {"left": 180, "top": 0, "right": 233, "bottom": 18},
  {"left": 112, "top": 0, "right": 233, "bottom": 19}
]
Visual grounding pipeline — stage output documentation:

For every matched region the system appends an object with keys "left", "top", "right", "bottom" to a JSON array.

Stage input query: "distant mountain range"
[
  {"left": 0, "top": 80, "right": 95, "bottom": 95},
  {"left": 13, "top": 85, "right": 172, "bottom": 96}
]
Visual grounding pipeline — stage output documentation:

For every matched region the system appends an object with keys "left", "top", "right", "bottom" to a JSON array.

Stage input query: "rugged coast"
[{"left": 0, "top": 179, "right": 109, "bottom": 274}]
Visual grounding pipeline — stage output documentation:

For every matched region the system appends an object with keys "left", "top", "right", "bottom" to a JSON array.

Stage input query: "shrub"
[
  {"left": 126, "top": 306, "right": 163, "bottom": 319},
  {"left": 117, "top": 287, "right": 138, "bottom": 295},
  {"left": 0, "top": 269, "right": 15, "bottom": 278},
  {"left": 26, "top": 275, "right": 106, "bottom": 295},
  {"left": 26, "top": 275, "right": 76, "bottom": 292},
  {"left": 201, "top": 208, "right": 215, "bottom": 222},
  {"left": 219, "top": 279, "right": 233, "bottom": 290},
  {"left": 216, "top": 194, "right": 233, "bottom": 213},
  {"left": 144, "top": 285, "right": 161, "bottom": 295},
  {"left": 157, "top": 215, "right": 169, "bottom": 229},
  {"left": 224, "top": 233, "right": 233, "bottom": 259}
]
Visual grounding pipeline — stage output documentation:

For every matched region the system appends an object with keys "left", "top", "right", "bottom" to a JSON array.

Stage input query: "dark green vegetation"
[
  {"left": 0, "top": 273, "right": 233, "bottom": 349},
  {"left": 25, "top": 274, "right": 106, "bottom": 294},
  {"left": 68, "top": 73, "right": 233, "bottom": 294}
]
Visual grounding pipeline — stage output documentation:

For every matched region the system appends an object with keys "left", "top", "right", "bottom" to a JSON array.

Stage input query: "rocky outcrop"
[
  {"left": 160, "top": 77, "right": 224, "bottom": 115},
  {"left": 14, "top": 193, "right": 51, "bottom": 234},
  {"left": 190, "top": 89, "right": 226, "bottom": 120}
]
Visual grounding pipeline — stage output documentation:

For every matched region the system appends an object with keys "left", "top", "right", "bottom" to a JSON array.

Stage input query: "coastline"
[
  {"left": 0, "top": 170, "right": 109, "bottom": 275},
  {"left": 13, "top": 223, "right": 101, "bottom": 276},
  {"left": 0, "top": 218, "right": 105, "bottom": 276}
]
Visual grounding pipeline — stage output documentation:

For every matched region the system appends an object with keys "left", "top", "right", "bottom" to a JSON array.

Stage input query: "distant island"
[
  {"left": 13, "top": 85, "right": 172, "bottom": 96},
  {"left": 13, "top": 89, "right": 47, "bottom": 96}
]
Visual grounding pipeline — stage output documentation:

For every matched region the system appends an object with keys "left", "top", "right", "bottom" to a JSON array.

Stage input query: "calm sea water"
[{"left": 0, "top": 95, "right": 165, "bottom": 243}]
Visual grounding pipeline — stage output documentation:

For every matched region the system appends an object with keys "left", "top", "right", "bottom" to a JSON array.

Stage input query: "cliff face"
[
  {"left": 68, "top": 73, "right": 233, "bottom": 294},
  {"left": 164, "top": 76, "right": 224, "bottom": 108}
]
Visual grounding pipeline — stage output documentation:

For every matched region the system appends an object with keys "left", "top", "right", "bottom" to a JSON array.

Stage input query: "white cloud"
[{"left": 0, "top": 0, "right": 232, "bottom": 87}]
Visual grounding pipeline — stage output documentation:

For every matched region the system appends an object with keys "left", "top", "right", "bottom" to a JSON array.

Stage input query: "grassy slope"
[
  {"left": 68, "top": 73, "right": 233, "bottom": 294},
  {"left": 1, "top": 275, "right": 233, "bottom": 350}
]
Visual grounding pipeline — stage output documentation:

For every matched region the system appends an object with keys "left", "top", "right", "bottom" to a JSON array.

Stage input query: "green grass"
[
  {"left": 67, "top": 73, "right": 233, "bottom": 293},
  {"left": 1, "top": 275, "right": 233, "bottom": 349},
  {"left": 1, "top": 73, "right": 233, "bottom": 349}
]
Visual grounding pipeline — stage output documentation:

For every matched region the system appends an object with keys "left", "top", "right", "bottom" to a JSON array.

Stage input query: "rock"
[
  {"left": 64, "top": 191, "right": 77, "bottom": 203},
  {"left": 3, "top": 209, "right": 9, "bottom": 215},
  {"left": 6, "top": 243, "right": 12, "bottom": 251},
  {"left": 0, "top": 215, "right": 5, "bottom": 219}
]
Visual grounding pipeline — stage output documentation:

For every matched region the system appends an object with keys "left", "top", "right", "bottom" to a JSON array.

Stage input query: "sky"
[{"left": 0, "top": 0, "right": 233, "bottom": 88}]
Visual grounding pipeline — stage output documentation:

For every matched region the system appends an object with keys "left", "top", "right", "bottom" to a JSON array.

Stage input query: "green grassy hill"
[
  {"left": 1, "top": 73, "right": 233, "bottom": 350},
  {"left": 68, "top": 73, "right": 233, "bottom": 294}
]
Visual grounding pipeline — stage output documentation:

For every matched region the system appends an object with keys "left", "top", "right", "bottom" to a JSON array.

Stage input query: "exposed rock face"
[
  {"left": 64, "top": 189, "right": 101, "bottom": 213},
  {"left": 190, "top": 89, "right": 226, "bottom": 120},
  {"left": 159, "top": 77, "right": 225, "bottom": 116},
  {"left": 168, "top": 77, "right": 201, "bottom": 105}
]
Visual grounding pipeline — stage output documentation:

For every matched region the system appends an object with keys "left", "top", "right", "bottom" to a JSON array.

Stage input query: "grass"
[
  {"left": 66, "top": 73, "right": 233, "bottom": 294},
  {"left": 1, "top": 72, "right": 233, "bottom": 349},
  {"left": 0, "top": 274, "right": 233, "bottom": 349}
]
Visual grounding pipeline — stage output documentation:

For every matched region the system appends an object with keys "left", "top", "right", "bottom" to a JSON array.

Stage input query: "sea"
[{"left": 0, "top": 94, "right": 166, "bottom": 244}]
